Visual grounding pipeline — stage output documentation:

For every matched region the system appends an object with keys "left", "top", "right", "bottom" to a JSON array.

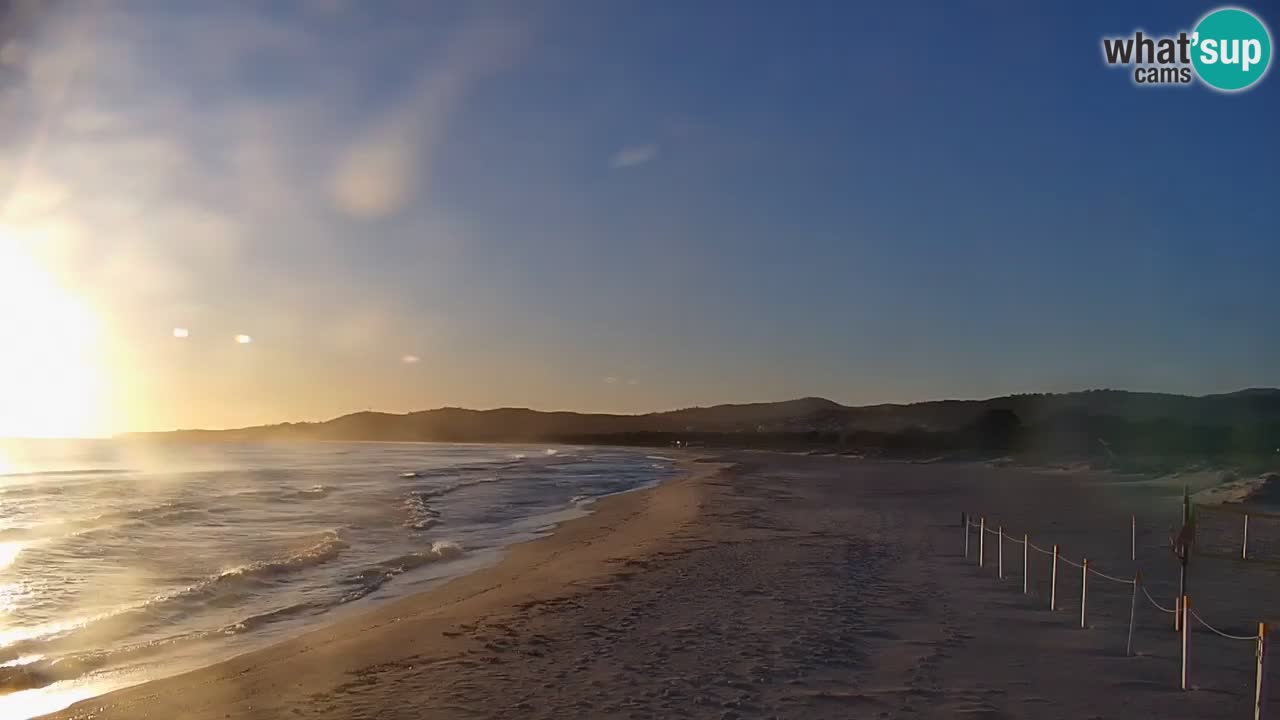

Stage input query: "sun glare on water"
[{"left": 0, "top": 229, "right": 105, "bottom": 438}]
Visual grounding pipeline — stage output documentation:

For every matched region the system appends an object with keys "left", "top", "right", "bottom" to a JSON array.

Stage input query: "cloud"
[
  {"left": 401, "top": 354, "right": 421, "bottom": 364},
  {"left": 603, "top": 376, "right": 618, "bottom": 384},
  {"left": 330, "top": 117, "right": 422, "bottom": 218},
  {"left": 609, "top": 143, "right": 658, "bottom": 169},
  {"left": 329, "top": 17, "right": 526, "bottom": 219},
  {"left": 0, "top": 40, "right": 26, "bottom": 66}
]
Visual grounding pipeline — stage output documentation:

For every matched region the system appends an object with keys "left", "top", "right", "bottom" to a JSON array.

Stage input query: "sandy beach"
[{"left": 41, "top": 453, "right": 1277, "bottom": 720}]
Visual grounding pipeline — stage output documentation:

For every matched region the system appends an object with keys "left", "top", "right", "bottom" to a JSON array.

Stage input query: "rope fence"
[
  {"left": 1191, "top": 610, "right": 1263, "bottom": 642},
  {"left": 1195, "top": 505, "right": 1280, "bottom": 565},
  {"left": 1027, "top": 540, "right": 1055, "bottom": 556},
  {"left": 1059, "top": 556, "right": 1085, "bottom": 570},
  {"left": 960, "top": 512, "right": 1272, "bottom": 718},
  {"left": 1141, "top": 583, "right": 1178, "bottom": 614},
  {"left": 1087, "top": 566, "right": 1137, "bottom": 585}
]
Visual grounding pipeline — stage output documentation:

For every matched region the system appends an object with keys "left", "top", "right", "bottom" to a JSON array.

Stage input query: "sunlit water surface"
[{"left": 0, "top": 440, "right": 676, "bottom": 718}]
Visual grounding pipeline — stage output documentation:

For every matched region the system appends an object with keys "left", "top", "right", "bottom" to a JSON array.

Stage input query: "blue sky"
[{"left": 1, "top": 0, "right": 1277, "bottom": 432}]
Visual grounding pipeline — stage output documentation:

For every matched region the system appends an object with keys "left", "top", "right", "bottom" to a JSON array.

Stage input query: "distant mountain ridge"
[{"left": 124, "top": 388, "right": 1280, "bottom": 446}]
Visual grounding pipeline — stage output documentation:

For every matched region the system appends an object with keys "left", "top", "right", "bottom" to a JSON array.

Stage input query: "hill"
[{"left": 122, "top": 389, "right": 1280, "bottom": 469}]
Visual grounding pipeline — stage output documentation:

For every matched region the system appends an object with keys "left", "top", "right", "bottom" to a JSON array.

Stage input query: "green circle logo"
[{"left": 1192, "top": 7, "right": 1272, "bottom": 92}]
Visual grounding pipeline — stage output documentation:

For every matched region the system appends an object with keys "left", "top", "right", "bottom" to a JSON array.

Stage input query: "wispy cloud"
[
  {"left": 609, "top": 143, "right": 658, "bottom": 169},
  {"left": 330, "top": 17, "right": 526, "bottom": 219}
]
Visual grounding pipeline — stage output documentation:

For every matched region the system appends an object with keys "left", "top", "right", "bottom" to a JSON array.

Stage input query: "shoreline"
[
  {"left": 37, "top": 456, "right": 722, "bottom": 720},
  {"left": 34, "top": 452, "right": 1277, "bottom": 719}
]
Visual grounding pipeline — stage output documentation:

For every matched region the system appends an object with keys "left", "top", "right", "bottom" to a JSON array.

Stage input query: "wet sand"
[{"left": 42, "top": 453, "right": 1276, "bottom": 719}]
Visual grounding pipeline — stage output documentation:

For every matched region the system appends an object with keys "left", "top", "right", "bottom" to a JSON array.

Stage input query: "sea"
[{"left": 0, "top": 440, "right": 677, "bottom": 718}]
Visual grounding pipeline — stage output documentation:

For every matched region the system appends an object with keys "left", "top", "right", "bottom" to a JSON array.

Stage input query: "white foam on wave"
[
  {"left": 402, "top": 475, "right": 504, "bottom": 530},
  {"left": 341, "top": 541, "right": 464, "bottom": 601},
  {"left": 292, "top": 485, "right": 332, "bottom": 499},
  {"left": 219, "top": 530, "right": 348, "bottom": 581}
]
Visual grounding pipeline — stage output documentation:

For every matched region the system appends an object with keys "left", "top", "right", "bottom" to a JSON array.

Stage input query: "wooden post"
[
  {"left": 1022, "top": 533, "right": 1029, "bottom": 595},
  {"left": 1127, "top": 570, "right": 1140, "bottom": 657},
  {"left": 1050, "top": 544, "right": 1059, "bottom": 611},
  {"left": 1181, "top": 595, "right": 1190, "bottom": 691},
  {"left": 1243, "top": 513, "right": 1250, "bottom": 560},
  {"left": 1131, "top": 513, "right": 1137, "bottom": 561},
  {"left": 1177, "top": 486, "right": 1190, "bottom": 631},
  {"left": 979, "top": 517, "right": 985, "bottom": 567},
  {"left": 1256, "top": 622, "right": 1268, "bottom": 720},
  {"left": 998, "top": 526, "right": 1004, "bottom": 580},
  {"left": 1080, "top": 559, "right": 1089, "bottom": 629}
]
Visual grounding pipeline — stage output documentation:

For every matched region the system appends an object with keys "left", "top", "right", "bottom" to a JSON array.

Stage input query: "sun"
[{"left": 0, "top": 227, "right": 105, "bottom": 438}]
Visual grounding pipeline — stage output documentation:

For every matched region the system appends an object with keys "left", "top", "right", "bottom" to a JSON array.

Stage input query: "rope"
[
  {"left": 1189, "top": 610, "right": 1260, "bottom": 641},
  {"left": 1141, "top": 584, "right": 1177, "bottom": 614},
  {"left": 1026, "top": 541, "right": 1055, "bottom": 556},
  {"left": 962, "top": 513, "right": 1259, "bottom": 640},
  {"left": 1004, "top": 532, "right": 1026, "bottom": 545},
  {"left": 1087, "top": 566, "right": 1136, "bottom": 585}
]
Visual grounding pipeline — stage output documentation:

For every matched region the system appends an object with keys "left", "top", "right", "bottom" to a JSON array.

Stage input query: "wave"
[
  {"left": 401, "top": 459, "right": 523, "bottom": 479},
  {"left": 286, "top": 484, "right": 332, "bottom": 500},
  {"left": 0, "top": 502, "right": 207, "bottom": 542},
  {"left": 217, "top": 530, "right": 348, "bottom": 582},
  {"left": 401, "top": 475, "right": 504, "bottom": 530},
  {"left": 0, "top": 445, "right": 670, "bottom": 697},
  {"left": 0, "top": 598, "right": 316, "bottom": 693},
  {"left": 95, "top": 501, "right": 201, "bottom": 523},
  {"left": 402, "top": 493, "right": 442, "bottom": 530},
  {"left": 0, "top": 530, "right": 349, "bottom": 666},
  {"left": 418, "top": 475, "right": 502, "bottom": 500},
  {"left": 0, "top": 540, "right": 464, "bottom": 692},
  {"left": 222, "top": 601, "right": 320, "bottom": 635},
  {"left": 341, "top": 541, "right": 463, "bottom": 601},
  {"left": 0, "top": 623, "right": 228, "bottom": 693}
]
